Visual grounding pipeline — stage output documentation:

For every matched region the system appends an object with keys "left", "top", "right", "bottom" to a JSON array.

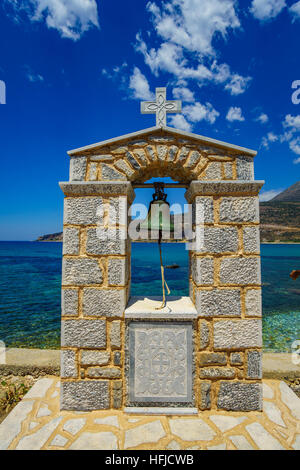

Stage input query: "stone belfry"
[{"left": 59, "top": 87, "right": 264, "bottom": 413}]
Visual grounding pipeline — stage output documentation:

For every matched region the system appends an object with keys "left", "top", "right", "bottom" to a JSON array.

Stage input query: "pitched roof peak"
[{"left": 68, "top": 125, "right": 257, "bottom": 157}]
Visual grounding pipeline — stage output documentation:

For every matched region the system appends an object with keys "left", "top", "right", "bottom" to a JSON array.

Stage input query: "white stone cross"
[{"left": 141, "top": 87, "right": 182, "bottom": 127}]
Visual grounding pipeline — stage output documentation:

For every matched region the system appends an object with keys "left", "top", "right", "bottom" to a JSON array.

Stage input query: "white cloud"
[
  {"left": 289, "top": 1, "right": 300, "bottom": 21},
  {"left": 168, "top": 114, "right": 192, "bottom": 132},
  {"left": 211, "top": 62, "right": 231, "bottom": 83},
  {"left": 259, "top": 189, "right": 284, "bottom": 201},
  {"left": 6, "top": 0, "right": 99, "bottom": 40},
  {"left": 146, "top": 0, "right": 240, "bottom": 56},
  {"left": 225, "top": 74, "right": 251, "bottom": 95},
  {"left": 135, "top": 33, "right": 251, "bottom": 95},
  {"left": 105, "top": 0, "right": 251, "bottom": 128},
  {"left": 168, "top": 101, "right": 219, "bottom": 130},
  {"left": 261, "top": 114, "right": 300, "bottom": 162},
  {"left": 176, "top": 79, "right": 188, "bottom": 87},
  {"left": 282, "top": 114, "right": 300, "bottom": 157},
  {"left": 102, "top": 64, "right": 155, "bottom": 102},
  {"left": 134, "top": 1, "right": 250, "bottom": 97},
  {"left": 283, "top": 114, "right": 300, "bottom": 130},
  {"left": 255, "top": 112, "right": 269, "bottom": 124},
  {"left": 250, "top": 0, "right": 286, "bottom": 21},
  {"left": 261, "top": 131, "right": 279, "bottom": 148},
  {"left": 25, "top": 65, "right": 44, "bottom": 82},
  {"left": 129, "top": 67, "right": 154, "bottom": 100},
  {"left": 102, "top": 63, "right": 128, "bottom": 80},
  {"left": 226, "top": 106, "right": 245, "bottom": 122},
  {"left": 289, "top": 137, "right": 300, "bottom": 155},
  {"left": 135, "top": 36, "right": 213, "bottom": 81},
  {"left": 267, "top": 131, "right": 278, "bottom": 142},
  {"left": 173, "top": 86, "right": 195, "bottom": 102},
  {"left": 184, "top": 102, "right": 220, "bottom": 124}
]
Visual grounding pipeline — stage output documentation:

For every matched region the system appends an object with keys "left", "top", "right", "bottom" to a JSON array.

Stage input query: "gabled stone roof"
[{"left": 68, "top": 125, "right": 257, "bottom": 157}]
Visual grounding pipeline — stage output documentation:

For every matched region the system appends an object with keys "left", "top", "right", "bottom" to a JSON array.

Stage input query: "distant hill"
[
  {"left": 260, "top": 202, "right": 300, "bottom": 242},
  {"left": 271, "top": 181, "right": 300, "bottom": 202},
  {"left": 36, "top": 232, "right": 63, "bottom": 242},
  {"left": 259, "top": 180, "right": 300, "bottom": 241}
]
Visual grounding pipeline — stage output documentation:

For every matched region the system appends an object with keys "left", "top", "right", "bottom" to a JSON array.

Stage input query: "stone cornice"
[
  {"left": 67, "top": 126, "right": 257, "bottom": 157},
  {"left": 185, "top": 180, "right": 265, "bottom": 201},
  {"left": 59, "top": 181, "right": 135, "bottom": 201}
]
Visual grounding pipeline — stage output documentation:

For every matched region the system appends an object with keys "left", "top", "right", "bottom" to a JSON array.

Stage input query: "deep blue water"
[{"left": 0, "top": 241, "right": 299, "bottom": 351}]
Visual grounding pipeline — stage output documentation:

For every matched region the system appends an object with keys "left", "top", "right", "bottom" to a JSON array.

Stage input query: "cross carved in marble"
[{"left": 141, "top": 87, "right": 182, "bottom": 127}]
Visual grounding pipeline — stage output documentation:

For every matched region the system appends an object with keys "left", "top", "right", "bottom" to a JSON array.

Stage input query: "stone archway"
[
  {"left": 68, "top": 127, "right": 255, "bottom": 184},
  {"left": 60, "top": 125, "right": 264, "bottom": 413}
]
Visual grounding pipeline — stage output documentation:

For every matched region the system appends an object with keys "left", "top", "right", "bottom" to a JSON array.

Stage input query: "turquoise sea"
[{"left": 0, "top": 241, "right": 299, "bottom": 351}]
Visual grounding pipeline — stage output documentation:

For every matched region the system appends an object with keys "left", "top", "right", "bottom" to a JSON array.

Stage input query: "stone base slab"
[
  {"left": 0, "top": 377, "right": 299, "bottom": 450},
  {"left": 124, "top": 407, "right": 198, "bottom": 415}
]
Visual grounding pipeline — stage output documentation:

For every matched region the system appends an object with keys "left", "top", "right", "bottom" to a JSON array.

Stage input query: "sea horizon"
[{"left": 1, "top": 240, "right": 300, "bottom": 245}]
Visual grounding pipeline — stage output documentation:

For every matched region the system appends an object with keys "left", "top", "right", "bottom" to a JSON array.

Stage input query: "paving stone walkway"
[{"left": 0, "top": 377, "right": 299, "bottom": 450}]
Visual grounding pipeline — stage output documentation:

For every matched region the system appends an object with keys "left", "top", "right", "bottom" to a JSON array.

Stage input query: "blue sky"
[{"left": 0, "top": 0, "right": 300, "bottom": 240}]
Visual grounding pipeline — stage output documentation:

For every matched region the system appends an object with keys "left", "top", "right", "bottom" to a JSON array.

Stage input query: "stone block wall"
[
  {"left": 186, "top": 181, "right": 263, "bottom": 411},
  {"left": 60, "top": 182, "right": 134, "bottom": 411}
]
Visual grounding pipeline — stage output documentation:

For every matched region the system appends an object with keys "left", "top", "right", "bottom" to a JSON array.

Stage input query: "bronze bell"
[
  {"left": 139, "top": 182, "right": 173, "bottom": 310},
  {"left": 140, "top": 182, "right": 174, "bottom": 239}
]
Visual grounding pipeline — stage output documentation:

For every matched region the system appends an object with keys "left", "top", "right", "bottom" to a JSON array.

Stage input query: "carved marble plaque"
[{"left": 128, "top": 322, "right": 193, "bottom": 404}]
